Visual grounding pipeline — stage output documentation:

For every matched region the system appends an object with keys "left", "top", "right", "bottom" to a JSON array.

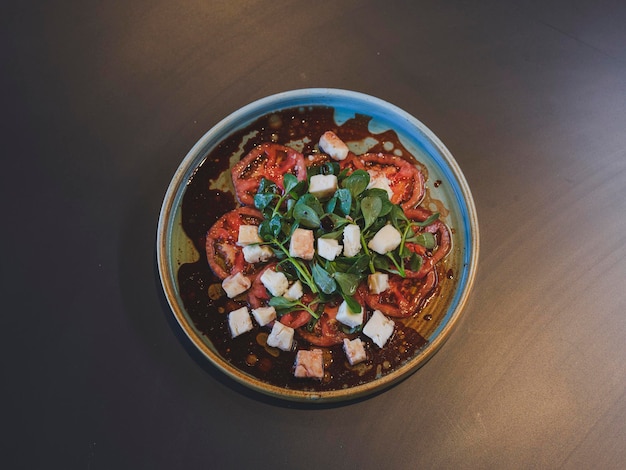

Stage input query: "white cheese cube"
[
  {"left": 342, "top": 224, "right": 361, "bottom": 257},
  {"left": 343, "top": 338, "right": 367, "bottom": 365},
  {"left": 367, "top": 170, "right": 394, "bottom": 200},
  {"left": 260, "top": 268, "right": 289, "bottom": 297},
  {"left": 266, "top": 321, "right": 295, "bottom": 351},
  {"left": 363, "top": 310, "right": 395, "bottom": 348},
  {"left": 237, "top": 225, "right": 262, "bottom": 246},
  {"left": 336, "top": 300, "right": 364, "bottom": 328},
  {"left": 309, "top": 174, "right": 338, "bottom": 199},
  {"left": 284, "top": 280, "right": 303, "bottom": 301},
  {"left": 228, "top": 306, "right": 253, "bottom": 338},
  {"left": 317, "top": 237, "right": 342, "bottom": 261},
  {"left": 221, "top": 272, "right": 251, "bottom": 298},
  {"left": 319, "top": 131, "right": 349, "bottom": 161},
  {"left": 242, "top": 244, "right": 274, "bottom": 264},
  {"left": 294, "top": 349, "right": 324, "bottom": 379},
  {"left": 368, "top": 224, "right": 402, "bottom": 255},
  {"left": 251, "top": 306, "right": 276, "bottom": 326},
  {"left": 368, "top": 272, "right": 389, "bottom": 294},
  {"left": 289, "top": 228, "right": 315, "bottom": 260}
]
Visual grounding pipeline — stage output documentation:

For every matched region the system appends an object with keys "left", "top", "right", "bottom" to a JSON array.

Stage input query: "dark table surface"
[{"left": 4, "top": 1, "right": 626, "bottom": 468}]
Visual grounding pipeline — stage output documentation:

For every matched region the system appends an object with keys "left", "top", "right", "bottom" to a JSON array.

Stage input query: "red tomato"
[
  {"left": 231, "top": 143, "right": 307, "bottom": 206},
  {"left": 280, "top": 310, "right": 311, "bottom": 329},
  {"left": 340, "top": 152, "right": 424, "bottom": 209},
  {"left": 205, "top": 207, "right": 265, "bottom": 280},
  {"left": 247, "top": 262, "right": 276, "bottom": 309},
  {"left": 296, "top": 304, "right": 352, "bottom": 347},
  {"left": 403, "top": 208, "right": 451, "bottom": 279},
  {"left": 362, "top": 270, "right": 437, "bottom": 318}
]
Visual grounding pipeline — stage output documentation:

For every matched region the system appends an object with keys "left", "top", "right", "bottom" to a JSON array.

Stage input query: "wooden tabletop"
[{"left": 4, "top": 1, "right": 626, "bottom": 468}]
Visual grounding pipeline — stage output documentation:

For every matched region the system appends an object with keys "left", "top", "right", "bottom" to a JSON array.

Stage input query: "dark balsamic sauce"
[{"left": 178, "top": 106, "right": 429, "bottom": 392}]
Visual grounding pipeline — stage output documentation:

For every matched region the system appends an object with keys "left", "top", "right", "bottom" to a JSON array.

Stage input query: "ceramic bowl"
[{"left": 157, "top": 88, "right": 479, "bottom": 402}]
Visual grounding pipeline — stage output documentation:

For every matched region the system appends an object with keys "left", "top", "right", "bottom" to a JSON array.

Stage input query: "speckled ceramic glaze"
[{"left": 157, "top": 89, "right": 479, "bottom": 402}]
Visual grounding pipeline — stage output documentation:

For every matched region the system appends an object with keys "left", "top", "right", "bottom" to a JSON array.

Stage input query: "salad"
[{"left": 202, "top": 129, "right": 451, "bottom": 381}]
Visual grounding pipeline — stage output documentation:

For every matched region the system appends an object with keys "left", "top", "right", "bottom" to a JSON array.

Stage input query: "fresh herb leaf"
[
  {"left": 361, "top": 195, "right": 382, "bottom": 229},
  {"left": 409, "top": 253, "right": 423, "bottom": 272},
  {"left": 407, "top": 232, "right": 436, "bottom": 249},
  {"left": 333, "top": 272, "right": 361, "bottom": 296},
  {"left": 283, "top": 173, "right": 299, "bottom": 194},
  {"left": 342, "top": 169, "right": 370, "bottom": 198},
  {"left": 334, "top": 188, "right": 352, "bottom": 216},
  {"left": 254, "top": 192, "right": 276, "bottom": 211},
  {"left": 293, "top": 202, "right": 321, "bottom": 228},
  {"left": 311, "top": 263, "right": 337, "bottom": 294},
  {"left": 411, "top": 212, "right": 440, "bottom": 227},
  {"left": 342, "top": 294, "right": 362, "bottom": 314},
  {"left": 298, "top": 193, "right": 324, "bottom": 216}
]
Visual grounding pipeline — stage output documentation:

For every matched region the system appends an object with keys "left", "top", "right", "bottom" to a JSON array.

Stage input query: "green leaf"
[
  {"left": 283, "top": 173, "right": 299, "bottom": 194},
  {"left": 335, "top": 188, "right": 352, "bottom": 216},
  {"left": 390, "top": 204, "right": 408, "bottom": 227},
  {"left": 269, "top": 296, "right": 300, "bottom": 309},
  {"left": 298, "top": 193, "right": 324, "bottom": 216},
  {"left": 334, "top": 272, "right": 361, "bottom": 296},
  {"left": 289, "top": 181, "right": 307, "bottom": 198},
  {"left": 342, "top": 170, "right": 370, "bottom": 198},
  {"left": 258, "top": 177, "right": 279, "bottom": 195},
  {"left": 254, "top": 192, "right": 276, "bottom": 211},
  {"left": 293, "top": 202, "right": 321, "bottom": 228},
  {"left": 373, "top": 254, "right": 392, "bottom": 272},
  {"left": 325, "top": 197, "right": 337, "bottom": 214},
  {"left": 334, "top": 254, "right": 370, "bottom": 275},
  {"left": 322, "top": 161, "right": 340, "bottom": 176},
  {"left": 361, "top": 195, "right": 382, "bottom": 229},
  {"left": 268, "top": 214, "right": 283, "bottom": 238},
  {"left": 409, "top": 253, "right": 423, "bottom": 272},
  {"left": 311, "top": 263, "right": 337, "bottom": 294},
  {"left": 411, "top": 212, "right": 440, "bottom": 227},
  {"left": 407, "top": 232, "right": 436, "bottom": 249},
  {"left": 342, "top": 294, "right": 362, "bottom": 314},
  {"left": 364, "top": 188, "right": 394, "bottom": 216}
]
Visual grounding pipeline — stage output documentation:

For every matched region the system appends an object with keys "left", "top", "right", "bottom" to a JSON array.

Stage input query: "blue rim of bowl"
[{"left": 157, "top": 88, "right": 479, "bottom": 402}]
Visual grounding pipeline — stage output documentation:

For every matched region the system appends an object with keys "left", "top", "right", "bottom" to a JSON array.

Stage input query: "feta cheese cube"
[
  {"left": 237, "top": 225, "right": 262, "bottom": 246},
  {"left": 309, "top": 174, "right": 338, "bottom": 199},
  {"left": 242, "top": 244, "right": 274, "bottom": 264},
  {"left": 289, "top": 228, "right": 315, "bottom": 260},
  {"left": 368, "top": 224, "right": 402, "bottom": 255},
  {"left": 343, "top": 338, "right": 367, "bottom": 365},
  {"left": 319, "top": 131, "right": 349, "bottom": 161},
  {"left": 367, "top": 170, "right": 394, "bottom": 200},
  {"left": 251, "top": 306, "right": 276, "bottom": 326},
  {"left": 342, "top": 224, "right": 361, "bottom": 257},
  {"left": 221, "top": 272, "right": 251, "bottom": 298},
  {"left": 284, "top": 280, "right": 303, "bottom": 301},
  {"left": 228, "top": 306, "right": 253, "bottom": 338},
  {"left": 294, "top": 349, "right": 324, "bottom": 379},
  {"left": 368, "top": 272, "right": 389, "bottom": 294},
  {"left": 266, "top": 321, "right": 295, "bottom": 351},
  {"left": 336, "top": 300, "right": 364, "bottom": 328},
  {"left": 363, "top": 310, "right": 395, "bottom": 348},
  {"left": 260, "top": 268, "right": 289, "bottom": 297},
  {"left": 317, "top": 237, "right": 342, "bottom": 261}
]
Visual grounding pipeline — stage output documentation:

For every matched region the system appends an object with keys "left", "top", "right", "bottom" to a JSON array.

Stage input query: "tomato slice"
[
  {"left": 340, "top": 152, "right": 424, "bottom": 209},
  {"left": 403, "top": 208, "right": 452, "bottom": 279},
  {"left": 231, "top": 143, "right": 307, "bottom": 206},
  {"left": 296, "top": 304, "right": 352, "bottom": 347},
  {"left": 362, "top": 270, "right": 437, "bottom": 318},
  {"left": 280, "top": 310, "right": 311, "bottom": 329},
  {"left": 247, "top": 262, "right": 276, "bottom": 309},
  {"left": 205, "top": 207, "right": 265, "bottom": 280}
]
